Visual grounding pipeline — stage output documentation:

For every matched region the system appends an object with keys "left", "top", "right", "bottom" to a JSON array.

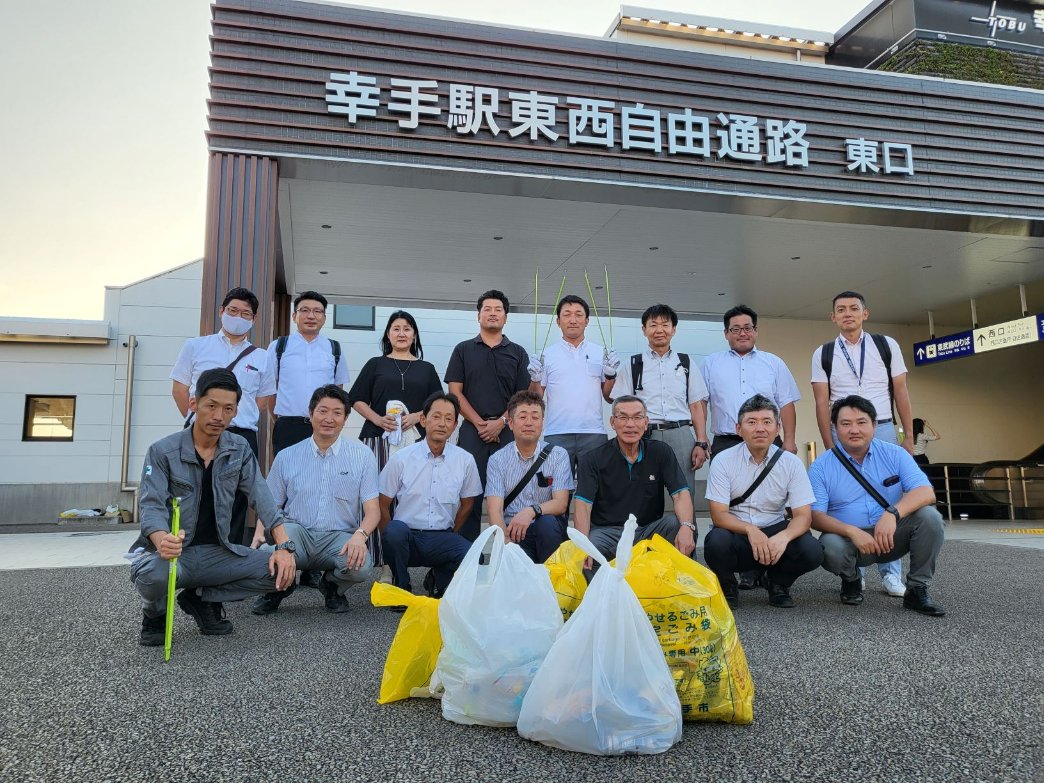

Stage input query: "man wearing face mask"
[{"left": 170, "top": 287, "right": 274, "bottom": 545}]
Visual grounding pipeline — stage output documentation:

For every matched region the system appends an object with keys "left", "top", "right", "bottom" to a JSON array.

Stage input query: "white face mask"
[{"left": 221, "top": 313, "right": 253, "bottom": 336}]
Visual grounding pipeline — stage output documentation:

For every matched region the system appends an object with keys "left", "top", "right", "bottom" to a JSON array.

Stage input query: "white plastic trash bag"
[
  {"left": 517, "top": 516, "right": 683, "bottom": 755},
  {"left": 434, "top": 525, "right": 563, "bottom": 727}
]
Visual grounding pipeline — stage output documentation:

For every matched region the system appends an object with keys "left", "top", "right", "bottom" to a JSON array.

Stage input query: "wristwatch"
[
  {"left": 679, "top": 520, "right": 697, "bottom": 531},
  {"left": 274, "top": 540, "right": 296, "bottom": 554},
  {"left": 694, "top": 441, "right": 709, "bottom": 450},
  {"left": 531, "top": 504, "right": 543, "bottom": 519},
  {"left": 886, "top": 505, "right": 900, "bottom": 520}
]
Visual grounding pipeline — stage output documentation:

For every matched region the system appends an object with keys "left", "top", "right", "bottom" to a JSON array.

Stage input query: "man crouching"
[{"left": 129, "top": 368, "right": 297, "bottom": 645}]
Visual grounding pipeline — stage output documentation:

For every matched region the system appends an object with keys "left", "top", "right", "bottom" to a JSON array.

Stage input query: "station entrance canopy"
[{"left": 202, "top": 0, "right": 1044, "bottom": 341}]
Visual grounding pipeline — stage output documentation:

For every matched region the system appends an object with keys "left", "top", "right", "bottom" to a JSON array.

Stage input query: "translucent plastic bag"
[
  {"left": 517, "top": 517, "right": 683, "bottom": 755},
  {"left": 370, "top": 583, "right": 442, "bottom": 704},
  {"left": 543, "top": 539, "right": 588, "bottom": 621},
  {"left": 625, "top": 535, "right": 754, "bottom": 724},
  {"left": 434, "top": 525, "right": 563, "bottom": 727}
]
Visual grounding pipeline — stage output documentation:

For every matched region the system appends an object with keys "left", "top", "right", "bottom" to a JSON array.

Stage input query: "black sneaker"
[
  {"left": 422, "top": 568, "right": 443, "bottom": 598},
  {"left": 737, "top": 569, "right": 763, "bottom": 590},
  {"left": 300, "top": 570, "right": 324, "bottom": 589},
  {"left": 320, "top": 578, "right": 351, "bottom": 614},
  {"left": 721, "top": 580, "right": 740, "bottom": 609},
  {"left": 139, "top": 612, "right": 165, "bottom": 647},
  {"left": 177, "top": 589, "right": 234, "bottom": 635},
  {"left": 251, "top": 584, "right": 295, "bottom": 616},
  {"left": 767, "top": 581, "right": 795, "bottom": 608},
  {"left": 903, "top": 585, "right": 946, "bottom": 617},
  {"left": 840, "top": 577, "right": 864, "bottom": 605}
]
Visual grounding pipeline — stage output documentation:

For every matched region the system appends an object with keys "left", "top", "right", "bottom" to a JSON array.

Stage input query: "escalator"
[{"left": 927, "top": 443, "right": 1044, "bottom": 521}]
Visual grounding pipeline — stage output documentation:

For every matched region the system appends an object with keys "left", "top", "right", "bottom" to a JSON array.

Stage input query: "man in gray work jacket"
[{"left": 129, "top": 368, "right": 298, "bottom": 646}]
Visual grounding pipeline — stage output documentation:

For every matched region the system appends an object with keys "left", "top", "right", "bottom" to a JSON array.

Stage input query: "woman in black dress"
[{"left": 348, "top": 310, "right": 443, "bottom": 469}]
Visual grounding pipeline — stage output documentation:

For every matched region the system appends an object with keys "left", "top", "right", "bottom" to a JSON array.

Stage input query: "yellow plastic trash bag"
[
  {"left": 624, "top": 535, "right": 754, "bottom": 724},
  {"left": 371, "top": 582, "right": 442, "bottom": 704},
  {"left": 543, "top": 539, "right": 588, "bottom": 621}
]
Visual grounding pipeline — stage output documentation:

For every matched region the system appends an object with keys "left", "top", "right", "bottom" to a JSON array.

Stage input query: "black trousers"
[
  {"left": 226, "top": 426, "right": 258, "bottom": 547},
  {"left": 273, "top": 416, "right": 313, "bottom": 455},
  {"left": 455, "top": 419, "right": 513, "bottom": 543},
  {"left": 704, "top": 519, "right": 823, "bottom": 590}
]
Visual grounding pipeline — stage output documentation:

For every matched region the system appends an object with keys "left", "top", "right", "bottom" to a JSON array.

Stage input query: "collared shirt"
[
  {"left": 540, "top": 338, "right": 606, "bottom": 437},
  {"left": 575, "top": 438, "right": 689, "bottom": 527},
  {"left": 705, "top": 444, "right": 816, "bottom": 528},
  {"left": 267, "top": 436, "right": 379, "bottom": 533},
  {"left": 379, "top": 439, "right": 482, "bottom": 531},
  {"left": 611, "top": 347, "right": 708, "bottom": 423},
  {"left": 170, "top": 332, "right": 274, "bottom": 430},
  {"left": 700, "top": 347, "right": 801, "bottom": 436},
  {"left": 808, "top": 440, "right": 930, "bottom": 529},
  {"left": 485, "top": 440, "right": 574, "bottom": 517},
  {"left": 810, "top": 333, "right": 907, "bottom": 420},
  {"left": 444, "top": 334, "right": 530, "bottom": 419},
  {"left": 263, "top": 332, "right": 351, "bottom": 417}
]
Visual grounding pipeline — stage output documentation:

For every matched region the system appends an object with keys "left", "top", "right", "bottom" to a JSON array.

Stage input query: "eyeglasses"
[
  {"left": 296, "top": 307, "right": 326, "bottom": 317},
  {"left": 727, "top": 326, "right": 756, "bottom": 334},
  {"left": 613, "top": 414, "right": 648, "bottom": 424},
  {"left": 224, "top": 307, "right": 254, "bottom": 319}
]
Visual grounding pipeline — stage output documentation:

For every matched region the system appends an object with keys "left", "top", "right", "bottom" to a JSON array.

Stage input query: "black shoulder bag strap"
[
  {"left": 184, "top": 344, "right": 259, "bottom": 428},
  {"left": 504, "top": 444, "right": 554, "bottom": 508},
  {"left": 331, "top": 338, "right": 342, "bottom": 374},
  {"left": 631, "top": 353, "right": 643, "bottom": 391},
  {"left": 870, "top": 333, "right": 895, "bottom": 419},
  {"left": 677, "top": 352, "right": 690, "bottom": 404},
  {"left": 729, "top": 448, "right": 785, "bottom": 508},
  {"left": 820, "top": 340, "right": 835, "bottom": 399},
  {"left": 831, "top": 445, "right": 890, "bottom": 510}
]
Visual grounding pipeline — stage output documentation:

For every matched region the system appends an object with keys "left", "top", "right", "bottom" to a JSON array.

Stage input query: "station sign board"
[{"left": 913, "top": 313, "right": 1044, "bottom": 366}]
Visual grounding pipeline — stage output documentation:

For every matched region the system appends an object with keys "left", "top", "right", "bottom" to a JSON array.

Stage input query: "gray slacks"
[
  {"left": 819, "top": 505, "right": 945, "bottom": 589},
  {"left": 282, "top": 522, "right": 373, "bottom": 596},
  {"left": 588, "top": 514, "right": 692, "bottom": 561},
  {"left": 647, "top": 425, "right": 696, "bottom": 496},
  {"left": 545, "top": 433, "right": 607, "bottom": 475}
]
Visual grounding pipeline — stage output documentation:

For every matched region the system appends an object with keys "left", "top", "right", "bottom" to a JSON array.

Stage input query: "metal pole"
[
  {"left": 806, "top": 441, "right": 817, "bottom": 467},
  {"left": 1019, "top": 284, "right": 1028, "bottom": 317},
  {"left": 1006, "top": 467, "right": 1015, "bottom": 521},
  {"left": 943, "top": 465, "right": 953, "bottom": 522},
  {"left": 120, "top": 335, "right": 139, "bottom": 524},
  {"left": 970, "top": 298, "right": 979, "bottom": 329},
  {"left": 1021, "top": 465, "right": 1029, "bottom": 509},
  {"left": 928, "top": 310, "right": 936, "bottom": 339}
]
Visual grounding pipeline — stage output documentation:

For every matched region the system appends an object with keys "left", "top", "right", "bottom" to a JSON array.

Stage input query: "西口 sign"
[{"left": 914, "top": 313, "right": 1044, "bottom": 366}]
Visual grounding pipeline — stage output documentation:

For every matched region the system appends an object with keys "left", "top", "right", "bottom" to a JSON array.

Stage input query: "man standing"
[
  {"left": 611, "top": 303, "right": 710, "bottom": 496},
  {"left": 703, "top": 394, "right": 823, "bottom": 609},
  {"left": 379, "top": 392, "right": 483, "bottom": 597},
  {"left": 809, "top": 395, "right": 946, "bottom": 617},
  {"left": 573, "top": 396, "right": 696, "bottom": 561},
  {"left": 529, "top": 295, "right": 617, "bottom": 474},
  {"left": 811, "top": 290, "right": 913, "bottom": 597},
  {"left": 701, "top": 305, "right": 801, "bottom": 460},
  {"left": 252, "top": 386, "right": 380, "bottom": 615},
  {"left": 130, "top": 369, "right": 297, "bottom": 646},
  {"left": 444, "top": 290, "right": 530, "bottom": 542},
  {"left": 261, "top": 291, "right": 349, "bottom": 455},
  {"left": 170, "top": 287, "right": 273, "bottom": 544},
  {"left": 485, "top": 391, "right": 573, "bottom": 563}
]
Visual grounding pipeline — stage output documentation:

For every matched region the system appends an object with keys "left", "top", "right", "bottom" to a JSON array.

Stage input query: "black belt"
[
  {"left": 877, "top": 418, "right": 893, "bottom": 424},
  {"left": 647, "top": 420, "right": 691, "bottom": 431},
  {"left": 275, "top": 416, "right": 311, "bottom": 424},
  {"left": 712, "top": 433, "right": 742, "bottom": 441}
]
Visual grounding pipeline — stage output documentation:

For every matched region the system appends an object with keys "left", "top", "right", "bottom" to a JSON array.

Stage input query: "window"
[
  {"left": 333, "top": 304, "right": 375, "bottom": 331},
  {"left": 23, "top": 396, "right": 76, "bottom": 441}
]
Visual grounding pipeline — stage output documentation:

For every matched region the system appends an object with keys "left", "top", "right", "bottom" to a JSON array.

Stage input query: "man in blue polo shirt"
[
  {"left": 809, "top": 395, "right": 946, "bottom": 617},
  {"left": 573, "top": 395, "right": 696, "bottom": 561}
]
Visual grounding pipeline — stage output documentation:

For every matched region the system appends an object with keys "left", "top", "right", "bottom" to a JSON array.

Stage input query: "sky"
[{"left": 0, "top": 0, "right": 870, "bottom": 320}]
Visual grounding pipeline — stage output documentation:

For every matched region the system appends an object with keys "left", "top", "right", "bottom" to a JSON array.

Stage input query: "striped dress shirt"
[
  {"left": 485, "top": 440, "right": 574, "bottom": 517},
  {"left": 267, "top": 436, "right": 379, "bottom": 532}
]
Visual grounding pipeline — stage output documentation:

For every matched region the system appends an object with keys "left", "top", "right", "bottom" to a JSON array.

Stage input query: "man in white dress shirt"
[
  {"left": 260, "top": 290, "right": 350, "bottom": 455},
  {"left": 810, "top": 290, "right": 913, "bottom": 598},
  {"left": 378, "top": 392, "right": 482, "bottom": 598},
  {"left": 252, "top": 385, "right": 380, "bottom": 615},
  {"left": 611, "top": 303, "right": 710, "bottom": 496},
  {"left": 704, "top": 394, "right": 823, "bottom": 609}
]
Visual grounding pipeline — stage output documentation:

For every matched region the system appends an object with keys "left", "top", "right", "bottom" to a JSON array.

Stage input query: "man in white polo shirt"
[
  {"left": 528, "top": 294, "right": 617, "bottom": 474},
  {"left": 252, "top": 385, "right": 380, "bottom": 615},
  {"left": 811, "top": 290, "right": 913, "bottom": 598},
  {"left": 260, "top": 290, "right": 350, "bottom": 455},
  {"left": 170, "top": 286, "right": 274, "bottom": 545}
]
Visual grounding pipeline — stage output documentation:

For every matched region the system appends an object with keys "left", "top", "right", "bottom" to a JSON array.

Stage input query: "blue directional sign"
[
  {"left": 914, "top": 314, "right": 1044, "bottom": 366},
  {"left": 913, "top": 331, "right": 974, "bottom": 366}
]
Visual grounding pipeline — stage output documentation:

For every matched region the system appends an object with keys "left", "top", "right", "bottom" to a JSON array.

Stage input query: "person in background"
[{"left": 911, "top": 418, "right": 940, "bottom": 466}]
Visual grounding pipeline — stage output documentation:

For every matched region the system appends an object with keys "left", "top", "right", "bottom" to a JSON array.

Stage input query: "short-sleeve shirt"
[
  {"left": 809, "top": 440, "right": 931, "bottom": 529},
  {"left": 575, "top": 438, "right": 689, "bottom": 527},
  {"left": 810, "top": 333, "right": 907, "bottom": 421},
  {"left": 485, "top": 441, "right": 574, "bottom": 517},
  {"left": 539, "top": 338, "right": 607, "bottom": 437},
  {"left": 262, "top": 332, "right": 350, "bottom": 417},
  {"left": 444, "top": 334, "right": 529, "bottom": 419},
  {"left": 348, "top": 356, "right": 443, "bottom": 439},
  {"left": 170, "top": 332, "right": 274, "bottom": 430},
  {"left": 705, "top": 444, "right": 816, "bottom": 528},
  {"left": 611, "top": 347, "right": 708, "bottom": 423},
  {"left": 379, "top": 439, "right": 483, "bottom": 531},
  {"left": 267, "top": 436, "right": 379, "bottom": 533},
  {"left": 700, "top": 347, "right": 801, "bottom": 436}
]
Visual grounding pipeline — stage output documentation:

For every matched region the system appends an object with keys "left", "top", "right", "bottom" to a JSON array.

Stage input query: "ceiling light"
[
  {"left": 724, "top": 29, "right": 735, "bottom": 34},
  {"left": 321, "top": 224, "right": 331, "bottom": 229},
  {"left": 319, "top": 270, "right": 328, "bottom": 275},
  {"left": 779, "top": 36, "right": 792, "bottom": 41},
  {"left": 922, "top": 264, "right": 933, "bottom": 269},
  {"left": 813, "top": 41, "right": 827, "bottom": 46},
  {"left": 463, "top": 278, "right": 472, "bottom": 283},
  {"left": 493, "top": 236, "right": 503, "bottom": 240},
  {"left": 717, "top": 292, "right": 726, "bottom": 296},
  {"left": 649, "top": 246, "right": 659, "bottom": 251},
  {"left": 706, "top": 26, "right": 720, "bottom": 32},
  {"left": 791, "top": 256, "right": 801, "bottom": 260}
]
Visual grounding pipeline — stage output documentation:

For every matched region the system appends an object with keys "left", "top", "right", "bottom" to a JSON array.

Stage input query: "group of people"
[{"left": 130, "top": 285, "right": 947, "bottom": 647}]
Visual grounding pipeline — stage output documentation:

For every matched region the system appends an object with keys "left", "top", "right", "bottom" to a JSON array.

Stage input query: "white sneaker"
[
  {"left": 378, "top": 565, "right": 393, "bottom": 585},
  {"left": 881, "top": 573, "right": 906, "bottom": 597}
]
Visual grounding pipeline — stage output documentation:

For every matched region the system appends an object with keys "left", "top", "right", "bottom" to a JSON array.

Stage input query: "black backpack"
[
  {"left": 630, "top": 352, "right": 691, "bottom": 402},
  {"left": 274, "top": 335, "right": 341, "bottom": 387},
  {"left": 820, "top": 334, "right": 894, "bottom": 418}
]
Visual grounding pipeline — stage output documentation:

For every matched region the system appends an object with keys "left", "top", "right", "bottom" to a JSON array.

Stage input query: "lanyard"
[{"left": 837, "top": 335, "right": 865, "bottom": 385}]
